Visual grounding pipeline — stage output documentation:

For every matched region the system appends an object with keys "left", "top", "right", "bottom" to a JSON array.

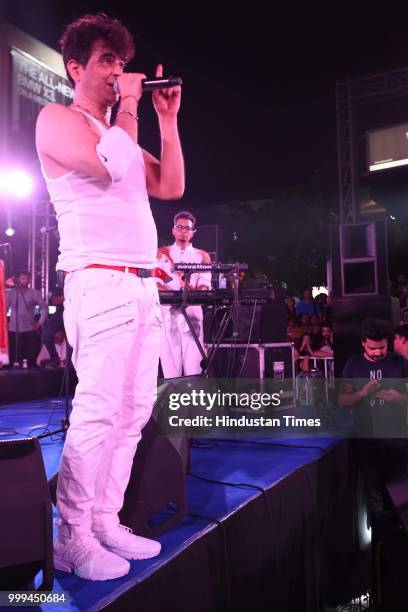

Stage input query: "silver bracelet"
[{"left": 117, "top": 109, "right": 139, "bottom": 120}]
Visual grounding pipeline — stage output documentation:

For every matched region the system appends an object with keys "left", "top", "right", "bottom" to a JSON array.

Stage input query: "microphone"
[
  {"left": 0, "top": 242, "right": 10, "bottom": 247},
  {"left": 113, "top": 76, "right": 182, "bottom": 96},
  {"left": 39, "top": 226, "right": 58, "bottom": 234}
]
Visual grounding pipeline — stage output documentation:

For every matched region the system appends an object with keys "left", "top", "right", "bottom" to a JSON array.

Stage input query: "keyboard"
[{"left": 159, "top": 288, "right": 281, "bottom": 306}]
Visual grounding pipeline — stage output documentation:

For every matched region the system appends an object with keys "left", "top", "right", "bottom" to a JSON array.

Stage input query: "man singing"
[
  {"left": 36, "top": 13, "right": 184, "bottom": 580},
  {"left": 158, "top": 212, "right": 211, "bottom": 377}
]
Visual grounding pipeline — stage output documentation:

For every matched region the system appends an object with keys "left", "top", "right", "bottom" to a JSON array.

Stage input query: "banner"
[{"left": 9, "top": 47, "right": 73, "bottom": 156}]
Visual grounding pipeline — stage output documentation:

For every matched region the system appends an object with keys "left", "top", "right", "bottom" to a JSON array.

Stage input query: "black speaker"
[
  {"left": 208, "top": 345, "right": 262, "bottom": 378},
  {"left": 195, "top": 224, "right": 222, "bottom": 262},
  {"left": 207, "top": 344, "right": 294, "bottom": 380},
  {"left": 0, "top": 438, "right": 53, "bottom": 590},
  {"left": 50, "top": 379, "right": 192, "bottom": 538},
  {"left": 120, "top": 378, "right": 191, "bottom": 537},
  {"left": 332, "top": 295, "right": 400, "bottom": 376},
  {"left": 374, "top": 527, "right": 408, "bottom": 610},
  {"left": 204, "top": 286, "right": 287, "bottom": 343},
  {"left": 330, "top": 220, "right": 389, "bottom": 297},
  {"left": 387, "top": 475, "right": 408, "bottom": 534},
  {"left": 368, "top": 475, "right": 408, "bottom": 610}
]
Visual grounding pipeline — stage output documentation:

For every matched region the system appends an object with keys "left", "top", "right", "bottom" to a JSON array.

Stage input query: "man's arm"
[
  {"left": 376, "top": 388, "right": 408, "bottom": 403},
  {"left": 376, "top": 358, "right": 408, "bottom": 402},
  {"left": 338, "top": 380, "right": 379, "bottom": 407},
  {"left": 156, "top": 246, "right": 180, "bottom": 290},
  {"left": 30, "top": 290, "right": 48, "bottom": 332},
  {"left": 143, "top": 133, "right": 184, "bottom": 200},
  {"left": 36, "top": 104, "right": 111, "bottom": 181},
  {"left": 36, "top": 72, "right": 145, "bottom": 183},
  {"left": 36, "top": 292, "right": 48, "bottom": 327}
]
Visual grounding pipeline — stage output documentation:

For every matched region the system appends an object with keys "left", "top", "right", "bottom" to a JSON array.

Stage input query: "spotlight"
[
  {"left": 0, "top": 168, "right": 34, "bottom": 199},
  {"left": 6, "top": 170, "right": 34, "bottom": 199},
  {"left": 5, "top": 228, "right": 15, "bottom": 237}
]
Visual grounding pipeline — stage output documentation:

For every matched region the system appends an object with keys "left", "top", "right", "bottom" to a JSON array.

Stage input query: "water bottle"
[
  {"left": 22, "top": 358, "right": 28, "bottom": 369},
  {"left": 273, "top": 361, "right": 285, "bottom": 381},
  {"left": 305, "top": 367, "right": 324, "bottom": 406},
  {"left": 219, "top": 274, "right": 227, "bottom": 289}
]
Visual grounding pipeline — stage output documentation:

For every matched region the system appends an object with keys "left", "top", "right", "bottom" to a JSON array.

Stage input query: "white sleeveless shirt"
[{"left": 42, "top": 109, "right": 158, "bottom": 271}]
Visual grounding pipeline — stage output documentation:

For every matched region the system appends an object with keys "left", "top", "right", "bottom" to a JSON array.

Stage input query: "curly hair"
[
  {"left": 60, "top": 13, "right": 135, "bottom": 86},
  {"left": 361, "top": 318, "right": 393, "bottom": 342}
]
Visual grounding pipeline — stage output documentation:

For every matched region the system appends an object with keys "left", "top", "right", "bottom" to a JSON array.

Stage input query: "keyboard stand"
[
  {"left": 176, "top": 267, "right": 241, "bottom": 377},
  {"left": 177, "top": 274, "right": 208, "bottom": 371}
]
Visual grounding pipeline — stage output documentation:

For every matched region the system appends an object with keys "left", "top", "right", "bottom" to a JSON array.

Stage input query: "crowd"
[
  {"left": 285, "top": 288, "right": 333, "bottom": 375},
  {"left": 287, "top": 280, "right": 408, "bottom": 376},
  {"left": 4, "top": 270, "right": 67, "bottom": 368}
]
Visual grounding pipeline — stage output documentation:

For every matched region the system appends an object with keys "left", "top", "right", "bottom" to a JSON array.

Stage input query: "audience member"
[
  {"left": 313, "top": 324, "right": 333, "bottom": 357},
  {"left": 296, "top": 288, "right": 317, "bottom": 317},
  {"left": 396, "top": 274, "right": 408, "bottom": 306},
  {"left": 37, "top": 330, "right": 67, "bottom": 367},
  {"left": 286, "top": 296, "right": 296, "bottom": 319},
  {"left": 6, "top": 271, "right": 48, "bottom": 367},
  {"left": 292, "top": 315, "right": 311, "bottom": 339},
  {"left": 394, "top": 324, "right": 408, "bottom": 360},
  {"left": 41, "top": 288, "right": 65, "bottom": 367},
  {"left": 339, "top": 318, "right": 408, "bottom": 514}
]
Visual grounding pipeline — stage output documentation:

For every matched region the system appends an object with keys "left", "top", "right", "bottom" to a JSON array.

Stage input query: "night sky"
[
  {"left": 2, "top": 2, "right": 408, "bottom": 281},
  {"left": 3, "top": 2, "right": 408, "bottom": 204}
]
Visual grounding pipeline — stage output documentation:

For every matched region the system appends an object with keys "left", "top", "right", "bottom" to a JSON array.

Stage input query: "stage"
[{"left": 0, "top": 395, "right": 367, "bottom": 612}]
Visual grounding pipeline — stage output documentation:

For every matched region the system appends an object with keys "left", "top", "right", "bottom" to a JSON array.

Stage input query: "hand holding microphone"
[
  {"left": 113, "top": 75, "right": 182, "bottom": 95},
  {"left": 115, "top": 65, "right": 182, "bottom": 118},
  {"left": 151, "top": 64, "right": 182, "bottom": 117},
  {"left": 115, "top": 72, "right": 147, "bottom": 104}
]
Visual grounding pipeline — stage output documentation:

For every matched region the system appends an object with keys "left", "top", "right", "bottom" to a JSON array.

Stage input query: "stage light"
[
  {"left": 0, "top": 168, "right": 34, "bottom": 199},
  {"left": 5, "top": 228, "right": 15, "bottom": 237},
  {"left": 6, "top": 170, "right": 34, "bottom": 199},
  {"left": 312, "top": 286, "right": 328, "bottom": 298}
]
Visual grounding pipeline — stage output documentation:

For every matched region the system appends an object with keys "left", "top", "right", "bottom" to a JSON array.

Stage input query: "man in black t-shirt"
[{"left": 339, "top": 318, "right": 408, "bottom": 512}]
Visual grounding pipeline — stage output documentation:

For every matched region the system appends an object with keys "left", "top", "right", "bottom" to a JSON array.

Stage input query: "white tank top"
[{"left": 42, "top": 108, "right": 157, "bottom": 271}]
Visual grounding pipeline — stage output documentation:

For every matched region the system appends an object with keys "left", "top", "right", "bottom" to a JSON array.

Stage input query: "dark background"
[{"left": 2, "top": 1, "right": 408, "bottom": 290}]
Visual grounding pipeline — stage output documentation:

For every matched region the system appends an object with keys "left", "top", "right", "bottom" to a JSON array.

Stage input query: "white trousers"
[
  {"left": 57, "top": 268, "right": 161, "bottom": 538},
  {"left": 160, "top": 306, "right": 205, "bottom": 378}
]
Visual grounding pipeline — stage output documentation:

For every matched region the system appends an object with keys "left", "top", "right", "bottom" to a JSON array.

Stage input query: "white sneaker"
[
  {"left": 54, "top": 533, "right": 130, "bottom": 580},
  {"left": 94, "top": 524, "right": 161, "bottom": 560}
]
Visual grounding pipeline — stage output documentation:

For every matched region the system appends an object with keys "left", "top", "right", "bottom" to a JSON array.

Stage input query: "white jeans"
[
  {"left": 57, "top": 268, "right": 161, "bottom": 538},
  {"left": 160, "top": 305, "right": 205, "bottom": 378}
]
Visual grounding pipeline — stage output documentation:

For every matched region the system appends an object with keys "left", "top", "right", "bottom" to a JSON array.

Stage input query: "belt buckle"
[{"left": 137, "top": 268, "right": 152, "bottom": 278}]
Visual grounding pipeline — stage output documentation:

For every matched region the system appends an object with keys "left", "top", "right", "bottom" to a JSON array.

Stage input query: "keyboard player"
[{"left": 157, "top": 211, "right": 211, "bottom": 377}]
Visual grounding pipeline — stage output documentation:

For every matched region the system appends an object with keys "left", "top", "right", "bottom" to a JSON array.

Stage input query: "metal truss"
[
  {"left": 336, "top": 66, "right": 408, "bottom": 224},
  {"left": 28, "top": 199, "right": 56, "bottom": 301}
]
